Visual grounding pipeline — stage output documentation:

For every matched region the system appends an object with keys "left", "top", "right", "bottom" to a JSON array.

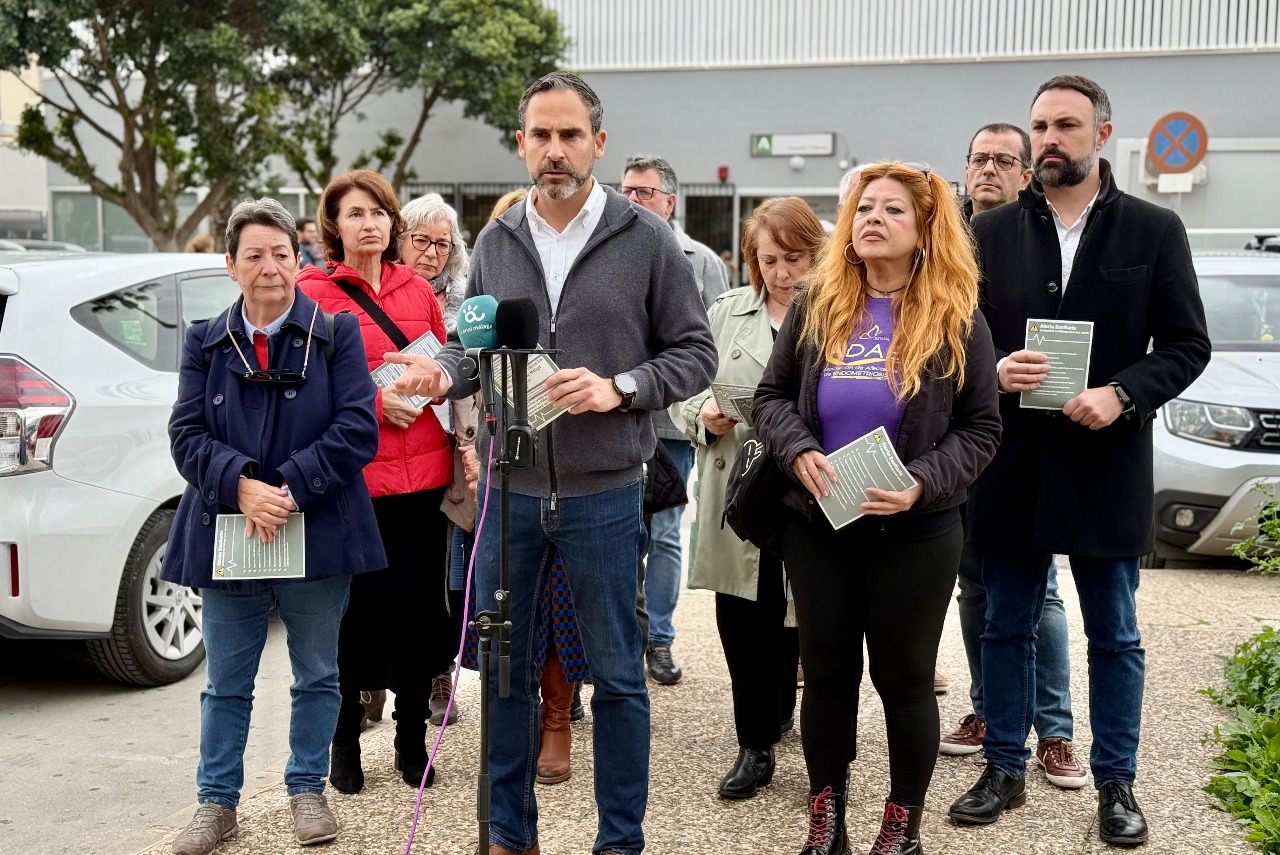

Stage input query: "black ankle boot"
[
  {"left": 329, "top": 742, "right": 364, "bottom": 794},
  {"left": 394, "top": 733, "right": 436, "bottom": 788},
  {"left": 869, "top": 800, "right": 924, "bottom": 855},
  {"left": 799, "top": 786, "right": 848, "bottom": 855},
  {"left": 718, "top": 746, "right": 775, "bottom": 799}
]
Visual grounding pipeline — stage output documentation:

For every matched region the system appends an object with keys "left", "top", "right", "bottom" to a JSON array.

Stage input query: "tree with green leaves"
[
  {"left": 351, "top": 0, "right": 568, "bottom": 190},
  {"left": 0, "top": 2, "right": 316, "bottom": 251}
]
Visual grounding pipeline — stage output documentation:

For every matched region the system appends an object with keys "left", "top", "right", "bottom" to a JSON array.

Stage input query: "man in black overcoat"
[{"left": 948, "top": 75, "right": 1211, "bottom": 848}]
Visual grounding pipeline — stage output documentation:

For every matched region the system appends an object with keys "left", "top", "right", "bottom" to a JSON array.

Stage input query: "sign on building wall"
[{"left": 750, "top": 133, "right": 836, "bottom": 157}]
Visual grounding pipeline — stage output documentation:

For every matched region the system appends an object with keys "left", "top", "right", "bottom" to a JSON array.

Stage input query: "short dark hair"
[
  {"left": 968, "top": 123, "right": 1032, "bottom": 166},
  {"left": 518, "top": 71, "right": 603, "bottom": 135},
  {"left": 226, "top": 199, "right": 298, "bottom": 260},
  {"left": 296, "top": 217, "right": 315, "bottom": 230},
  {"left": 623, "top": 155, "right": 678, "bottom": 194},
  {"left": 1033, "top": 75, "right": 1112, "bottom": 130},
  {"left": 317, "top": 170, "right": 404, "bottom": 264}
]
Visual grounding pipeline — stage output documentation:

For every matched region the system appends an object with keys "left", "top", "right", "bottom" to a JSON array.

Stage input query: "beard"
[
  {"left": 532, "top": 158, "right": 592, "bottom": 200},
  {"left": 1035, "top": 147, "right": 1095, "bottom": 188}
]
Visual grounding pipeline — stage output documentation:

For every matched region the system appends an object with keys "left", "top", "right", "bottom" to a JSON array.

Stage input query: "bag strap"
[
  {"left": 321, "top": 311, "right": 336, "bottom": 366},
  {"left": 332, "top": 274, "right": 412, "bottom": 351}
]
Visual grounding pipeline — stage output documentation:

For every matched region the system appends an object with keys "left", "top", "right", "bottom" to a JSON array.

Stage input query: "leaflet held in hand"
[
  {"left": 370, "top": 330, "right": 453, "bottom": 432},
  {"left": 816, "top": 426, "right": 918, "bottom": 531},
  {"left": 711, "top": 383, "right": 756, "bottom": 427},
  {"left": 1020, "top": 318, "right": 1095, "bottom": 411},
  {"left": 212, "top": 514, "right": 306, "bottom": 580},
  {"left": 490, "top": 349, "right": 571, "bottom": 432}
]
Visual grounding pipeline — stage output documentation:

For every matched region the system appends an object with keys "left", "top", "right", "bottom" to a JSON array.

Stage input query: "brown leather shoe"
[
  {"left": 488, "top": 845, "right": 540, "bottom": 855},
  {"left": 1036, "top": 737, "right": 1089, "bottom": 789},
  {"left": 537, "top": 651, "right": 573, "bottom": 785}
]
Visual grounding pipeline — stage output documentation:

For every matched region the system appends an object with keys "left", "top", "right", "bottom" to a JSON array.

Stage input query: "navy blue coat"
[{"left": 162, "top": 288, "right": 386, "bottom": 591}]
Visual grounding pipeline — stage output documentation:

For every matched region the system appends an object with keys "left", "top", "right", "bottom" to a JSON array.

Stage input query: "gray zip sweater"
[{"left": 435, "top": 185, "right": 716, "bottom": 499}]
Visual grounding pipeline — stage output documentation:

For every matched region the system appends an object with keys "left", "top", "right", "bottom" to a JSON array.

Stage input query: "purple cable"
[{"left": 403, "top": 433, "right": 496, "bottom": 854}]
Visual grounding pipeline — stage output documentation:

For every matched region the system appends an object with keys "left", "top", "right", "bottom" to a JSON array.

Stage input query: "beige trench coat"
[{"left": 669, "top": 285, "right": 776, "bottom": 601}]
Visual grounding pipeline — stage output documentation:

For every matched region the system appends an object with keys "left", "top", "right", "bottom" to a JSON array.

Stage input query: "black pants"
[
  {"left": 715, "top": 550, "right": 800, "bottom": 749},
  {"left": 783, "top": 508, "right": 961, "bottom": 805},
  {"left": 336, "top": 488, "right": 460, "bottom": 708}
]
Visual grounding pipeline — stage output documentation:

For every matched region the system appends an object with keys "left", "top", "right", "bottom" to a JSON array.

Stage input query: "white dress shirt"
[
  {"left": 524, "top": 178, "right": 608, "bottom": 314},
  {"left": 1047, "top": 185, "right": 1100, "bottom": 291}
]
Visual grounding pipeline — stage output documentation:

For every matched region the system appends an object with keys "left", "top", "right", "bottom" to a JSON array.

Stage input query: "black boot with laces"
[
  {"left": 799, "top": 786, "right": 849, "bottom": 855},
  {"left": 869, "top": 799, "right": 924, "bottom": 855}
]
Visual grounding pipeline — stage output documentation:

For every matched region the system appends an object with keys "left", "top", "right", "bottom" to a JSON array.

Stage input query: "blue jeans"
[
  {"left": 957, "top": 544, "right": 1072, "bottom": 739},
  {"left": 643, "top": 438, "right": 695, "bottom": 648},
  {"left": 980, "top": 552, "right": 1144, "bottom": 785},
  {"left": 475, "top": 480, "right": 649, "bottom": 855},
  {"left": 196, "top": 577, "right": 350, "bottom": 808}
]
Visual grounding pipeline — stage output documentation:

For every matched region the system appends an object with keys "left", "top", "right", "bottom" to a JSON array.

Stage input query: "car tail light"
[{"left": 0, "top": 356, "right": 74, "bottom": 476}]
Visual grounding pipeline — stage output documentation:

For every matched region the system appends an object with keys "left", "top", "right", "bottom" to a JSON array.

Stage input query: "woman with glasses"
[
  {"left": 400, "top": 194, "right": 470, "bottom": 331},
  {"left": 753, "top": 163, "right": 1001, "bottom": 855},
  {"left": 164, "top": 198, "right": 383, "bottom": 854},
  {"left": 297, "top": 170, "right": 455, "bottom": 795},
  {"left": 670, "top": 197, "right": 823, "bottom": 802}
]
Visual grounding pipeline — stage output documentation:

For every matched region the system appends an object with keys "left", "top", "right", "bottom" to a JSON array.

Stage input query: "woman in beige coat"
[{"left": 670, "top": 197, "right": 826, "bottom": 799}]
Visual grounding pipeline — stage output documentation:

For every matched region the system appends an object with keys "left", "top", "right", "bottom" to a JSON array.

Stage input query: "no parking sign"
[{"left": 1147, "top": 111, "right": 1209, "bottom": 175}]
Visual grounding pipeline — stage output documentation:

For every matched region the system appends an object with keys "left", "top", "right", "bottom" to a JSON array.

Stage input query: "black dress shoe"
[
  {"left": 948, "top": 766, "right": 1026, "bottom": 825},
  {"left": 1098, "top": 780, "right": 1148, "bottom": 846},
  {"left": 718, "top": 746, "right": 775, "bottom": 799}
]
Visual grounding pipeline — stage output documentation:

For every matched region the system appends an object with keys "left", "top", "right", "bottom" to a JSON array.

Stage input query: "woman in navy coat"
[{"left": 162, "top": 199, "right": 384, "bottom": 855}]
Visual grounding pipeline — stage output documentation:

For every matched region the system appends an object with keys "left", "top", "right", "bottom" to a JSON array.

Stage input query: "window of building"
[{"left": 51, "top": 192, "right": 100, "bottom": 250}]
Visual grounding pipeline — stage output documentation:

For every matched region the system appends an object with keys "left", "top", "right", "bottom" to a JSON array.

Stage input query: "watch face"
[{"left": 615, "top": 373, "right": 637, "bottom": 396}]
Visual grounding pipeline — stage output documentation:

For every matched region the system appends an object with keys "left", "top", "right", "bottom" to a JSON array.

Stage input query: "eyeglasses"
[
  {"left": 227, "top": 300, "right": 318, "bottom": 384},
  {"left": 408, "top": 234, "right": 453, "bottom": 254},
  {"left": 900, "top": 161, "right": 932, "bottom": 178},
  {"left": 966, "top": 152, "right": 1025, "bottom": 172},
  {"left": 621, "top": 186, "right": 674, "bottom": 202}
]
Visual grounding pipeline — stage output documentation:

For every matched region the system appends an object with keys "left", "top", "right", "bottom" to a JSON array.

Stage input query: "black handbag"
[
  {"left": 722, "top": 428, "right": 790, "bottom": 555},
  {"left": 643, "top": 439, "right": 689, "bottom": 518}
]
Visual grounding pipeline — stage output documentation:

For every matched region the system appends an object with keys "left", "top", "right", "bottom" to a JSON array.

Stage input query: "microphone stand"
[{"left": 471, "top": 345, "right": 558, "bottom": 854}]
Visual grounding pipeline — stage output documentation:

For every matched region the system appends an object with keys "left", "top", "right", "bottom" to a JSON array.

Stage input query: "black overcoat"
[{"left": 968, "top": 159, "right": 1211, "bottom": 558}]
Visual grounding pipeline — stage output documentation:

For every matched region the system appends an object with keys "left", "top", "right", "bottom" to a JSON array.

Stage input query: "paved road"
[{"left": 0, "top": 616, "right": 294, "bottom": 855}]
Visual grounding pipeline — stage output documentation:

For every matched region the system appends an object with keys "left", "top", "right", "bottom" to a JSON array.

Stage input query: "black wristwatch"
[
  {"left": 1109, "top": 382, "right": 1135, "bottom": 415},
  {"left": 612, "top": 373, "right": 637, "bottom": 411}
]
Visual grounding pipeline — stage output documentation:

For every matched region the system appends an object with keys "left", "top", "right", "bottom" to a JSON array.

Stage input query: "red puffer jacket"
[{"left": 298, "top": 261, "right": 452, "bottom": 498}]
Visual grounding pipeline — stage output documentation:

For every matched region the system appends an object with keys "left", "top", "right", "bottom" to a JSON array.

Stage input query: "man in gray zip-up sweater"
[{"left": 392, "top": 72, "right": 714, "bottom": 855}]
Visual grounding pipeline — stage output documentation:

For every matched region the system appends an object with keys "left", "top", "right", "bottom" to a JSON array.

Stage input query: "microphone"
[
  {"left": 456, "top": 295, "right": 499, "bottom": 381},
  {"left": 495, "top": 297, "right": 541, "bottom": 469}
]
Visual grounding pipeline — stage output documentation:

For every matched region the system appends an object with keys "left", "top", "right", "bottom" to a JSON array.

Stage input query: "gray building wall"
[{"left": 42, "top": 50, "right": 1280, "bottom": 248}]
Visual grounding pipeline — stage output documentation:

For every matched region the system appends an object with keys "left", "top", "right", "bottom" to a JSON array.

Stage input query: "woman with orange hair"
[{"left": 753, "top": 163, "right": 1001, "bottom": 855}]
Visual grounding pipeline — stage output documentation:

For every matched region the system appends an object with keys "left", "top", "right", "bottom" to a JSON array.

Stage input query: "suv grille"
[{"left": 1247, "top": 410, "right": 1280, "bottom": 452}]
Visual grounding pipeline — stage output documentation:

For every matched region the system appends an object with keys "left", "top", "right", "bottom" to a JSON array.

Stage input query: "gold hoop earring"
[{"left": 843, "top": 243, "right": 861, "bottom": 266}]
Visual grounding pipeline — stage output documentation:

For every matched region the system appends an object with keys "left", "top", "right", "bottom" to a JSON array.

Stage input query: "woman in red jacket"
[{"left": 298, "top": 170, "right": 456, "bottom": 794}]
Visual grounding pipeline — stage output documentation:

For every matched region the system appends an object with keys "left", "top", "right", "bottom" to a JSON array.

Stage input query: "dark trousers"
[
  {"left": 715, "top": 550, "right": 800, "bottom": 749},
  {"left": 783, "top": 508, "right": 961, "bottom": 805},
  {"left": 335, "top": 488, "right": 459, "bottom": 744}
]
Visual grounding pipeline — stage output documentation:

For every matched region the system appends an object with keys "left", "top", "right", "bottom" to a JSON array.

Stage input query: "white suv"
[
  {"left": 0, "top": 252, "right": 240, "bottom": 684},
  {"left": 1149, "top": 250, "right": 1280, "bottom": 566}
]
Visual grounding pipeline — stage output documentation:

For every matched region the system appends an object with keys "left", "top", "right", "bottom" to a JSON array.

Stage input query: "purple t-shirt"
[{"left": 817, "top": 297, "right": 905, "bottom": 453}]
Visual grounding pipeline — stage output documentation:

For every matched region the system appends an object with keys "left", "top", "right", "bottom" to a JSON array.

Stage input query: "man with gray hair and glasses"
[{"left": 621, "top": 154, "right": 728, "bottom": 686}]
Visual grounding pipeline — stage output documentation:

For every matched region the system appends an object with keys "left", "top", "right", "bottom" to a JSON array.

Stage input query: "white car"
[
  {"left": 1149, "top": 249, "right": 1280, "bottom": 566},
  {"left": 0, "top": 252, "right": 240, "bottom": 684}
]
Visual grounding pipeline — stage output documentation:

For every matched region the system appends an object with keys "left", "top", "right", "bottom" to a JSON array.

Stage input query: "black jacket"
[
  {"left": 753, "top": 294, "right": 1002, "bottom": 523},
  {"left": 968, "top": 159, "right": 1211, "bottom": 557}
]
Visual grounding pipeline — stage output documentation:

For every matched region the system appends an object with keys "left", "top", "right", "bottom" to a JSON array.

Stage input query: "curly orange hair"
[{"left": 799, "top": 162, "right": 979, "bottom": 399}]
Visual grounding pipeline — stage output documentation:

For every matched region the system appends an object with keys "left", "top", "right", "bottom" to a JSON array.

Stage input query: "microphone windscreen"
[
  {"left": 496, "top": 297, "right": 540, "bottom": 349},
  {"left": 457, "top": 295, "right": 499, "bottom": 350}
]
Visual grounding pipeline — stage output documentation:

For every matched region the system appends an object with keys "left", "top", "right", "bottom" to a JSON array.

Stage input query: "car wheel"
[
  {"left": 1138, "top": 552, "right": 1167, "bottom": 569},
  {"left": 86, "top": 509, "right": 205, "bottom": 686}
]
